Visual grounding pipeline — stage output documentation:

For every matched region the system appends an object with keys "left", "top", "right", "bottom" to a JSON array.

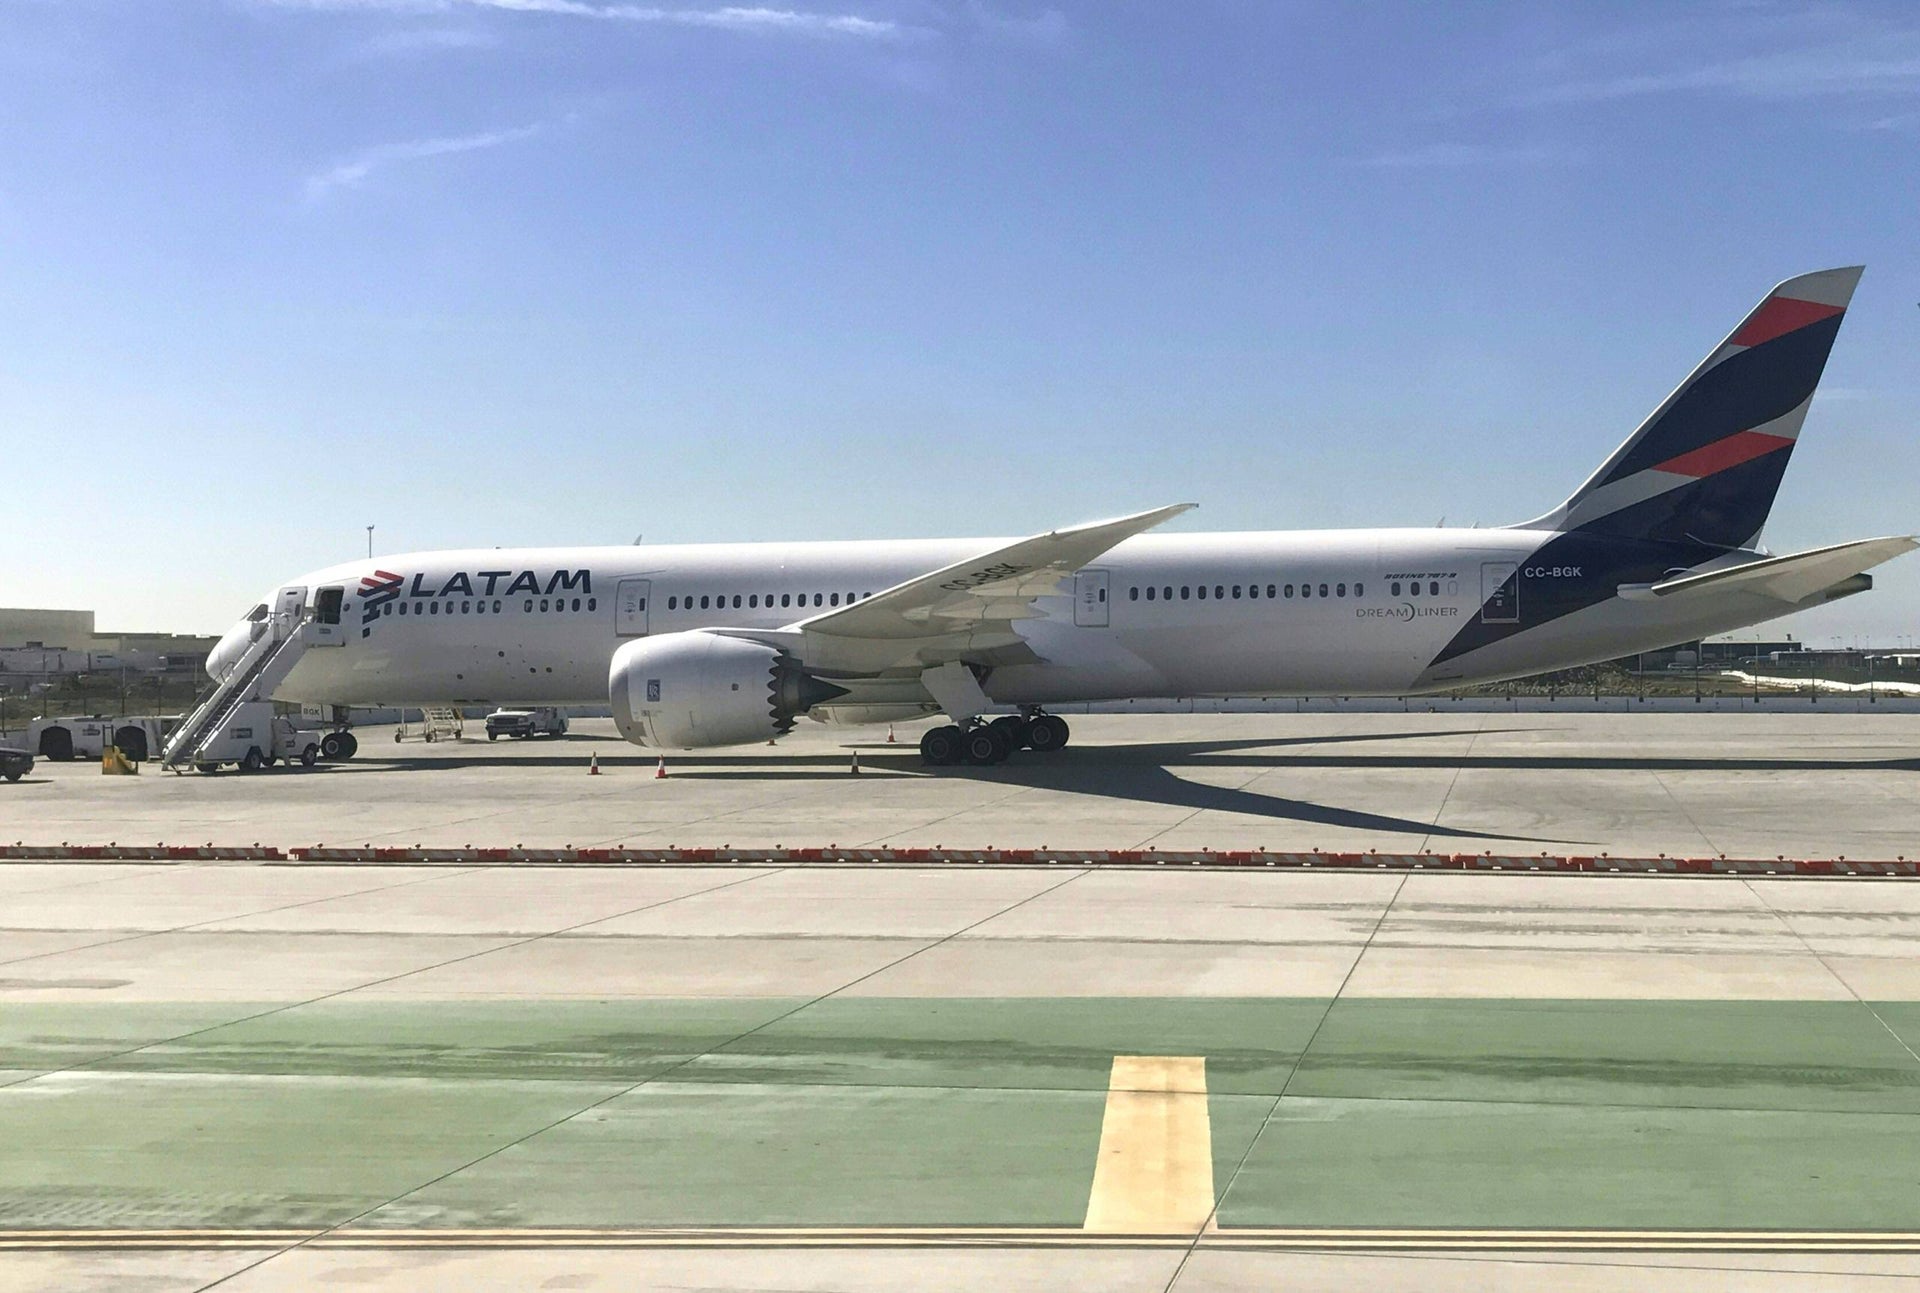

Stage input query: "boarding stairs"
[
  {"left": 160, "top": 611, "right": 313, "bottom": 769},
  {"left": 398, "top": 706, "right": 464, "bottom": 742}
]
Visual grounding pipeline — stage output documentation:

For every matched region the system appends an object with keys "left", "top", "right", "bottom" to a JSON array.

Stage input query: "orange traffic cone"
[
  {"left": 589, "top": 752, "right": 600, "bottom": 775},
  {"left": 654, "top": 756, "right": 668, "bottom": 779},
  {"left": 886, "top": 725, "right": 895, "bottom": 743},
  {"left": 850, "top": 752, "right": 861, "bottom": 775}
]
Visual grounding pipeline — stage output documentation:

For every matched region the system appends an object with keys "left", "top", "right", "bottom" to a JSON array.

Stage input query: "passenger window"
[
  {"left": 430, "top": 601, "right": 440, "bottom": 615},
  {"left": 494, "top": 600, "right": 502, "bottom": 612},
  {"left": 1337, "top": 583, "right": 1346, "bottom": 598},
  {"left": 1180, "top": 586, "right": 1190, "bottom": 600},
  {"left": 781, "top": 593, "right": 791, "bottom": 608},
  {"left": 1354, "top": 583, "right": 1364, "bottom": 597},
  {"left": 830, "top": 593, "right": 840, "bottom": 607},
  {"left": 539, "top": 599, "right": 549, "bottom": 612},
  {"left": 668, "top": 596, "right": 677, "bottom": 610},
  {"left": 1283, "top": 584, "right": 1293, "bottom": 598},
  {"left": 462, "top": 600, "right": 471, "bottom": 613},
  {"left": 1410, "top": 582, "right": 1420, "bottom": 597},
  {"left": 1145, "top": 586, "right": 1156, "bottom": 601},
  {"left": 1232, "top": 585, "right": 1241, "bottom": 599},
  {"left": 1319, "top": 583, "right": 1329, "bottom": 598},
  {"left": 1215, "top": 585, "right": 1224, "bottom": 600},
  {"left": 571, "top": 598, "right": 580, "bottom": 611},
  {"left": 1302, "top": 584, "right": 1311, "bottom": 599},
  {"left": 1430, "top": 581, "right": 1440, "bottom": 596},
  {"left": 1129, "top": 587, "right": 1139, "bottom": 601},
  {"left": 699, "top": 596, "right": 709, "bottom": 610},
  {"left": 1197, "top": 585, "right": 1207, "bottom": 600},
  {"left": 1163, "top": 586, "right": 1172, "bottom": 600},
  {"left": 809, "top": 593, "right": 819, "bottom": 606},
  {"left": 524, "top": 600, "right": 533, "bottom": 612},
  {"left": 1391, "top": 582, "right": 1401, "bottom": 596},
  {"left": 1247, "top": 585, "right": 1258, "bottom": 599},
  {"left": 749, "top": 595, "right": 758, "bottom": 608},
  {"left": 1266, "top": 584, "right": 1276, "bottom": 598},
  {"left": 1098, "top": 588, "right": 1106, "bottom": 602},
  {"left": 398, "top": 602, "right": 408, "bottom": 616}
]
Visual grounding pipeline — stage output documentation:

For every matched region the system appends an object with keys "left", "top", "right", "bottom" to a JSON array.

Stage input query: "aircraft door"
[
  {"left": 272, "top": 587, "right": 307, "bottom": 641},
  {"left": 1074, "top": 569, "right": 1110, "bottom": 628},
  {"left": 1480, "top": 563, "right": 1519, "bottom": 624},
  {"left": 615, "top": 579, "right": 651, "bottom": 637}
]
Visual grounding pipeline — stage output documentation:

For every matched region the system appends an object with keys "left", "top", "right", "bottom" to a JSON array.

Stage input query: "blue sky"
[{"left": 4, "top": 0, "right": 1918, "bottom": 644}]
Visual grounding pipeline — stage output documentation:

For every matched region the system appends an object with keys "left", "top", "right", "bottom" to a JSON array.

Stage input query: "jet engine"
[{"left": 609, "top": 631, "right": 847, "bottom": 749}]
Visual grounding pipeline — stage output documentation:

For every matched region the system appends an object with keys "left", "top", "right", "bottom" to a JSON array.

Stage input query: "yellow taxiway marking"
[
  {"left": 8, "top": 1228, "right": 1920, "bottom": 1252},
  {"left": 1082, "top": 1055, "right": 1214, "bottom": 1235}
]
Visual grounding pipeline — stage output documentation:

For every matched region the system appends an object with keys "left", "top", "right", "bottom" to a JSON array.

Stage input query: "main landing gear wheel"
[
  {"left": 320, "top": 731, "right": 359, "bottom": 762},
  {"left": 920, "top": 725, "right": 964, "bottom": 766},
  {"left": 988, "top": 715, "right": 1030, "bottom": 750},
  {"left": 963, "top": 725, "right": 1011, "bottom": 766},
  {"left": 1025, "top": 714, "right": 1070, "bottom": 752}
]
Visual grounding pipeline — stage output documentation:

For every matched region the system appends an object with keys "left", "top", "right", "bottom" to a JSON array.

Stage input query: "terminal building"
[{"left": 0, "top": 608, "right": 217, "bottom": 695}]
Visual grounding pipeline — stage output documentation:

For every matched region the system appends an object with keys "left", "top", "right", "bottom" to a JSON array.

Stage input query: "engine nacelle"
[{"left": 609, "top": 631, "right": 847, "bottom": 749}]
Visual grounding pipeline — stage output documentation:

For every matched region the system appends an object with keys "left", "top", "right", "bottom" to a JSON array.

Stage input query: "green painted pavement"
[
  {"left": 5, "top": 997, "right": 1920, "bottom": 1230},
  {"left": 1290, "top": 999, "right": 1920, "bottom": 1113},
  {"left": 1219, "top": 1097, "right": 1920, "bottom": 1230},
  {"left": 0, "top": 1072, "right": 627, "bottom": 1229},
  {"left": 679, "top": 997, "right": 1330, "bottom": 1094},
  {"left": 0, "top": 1004, "right": 276, "bottom": 1080}
]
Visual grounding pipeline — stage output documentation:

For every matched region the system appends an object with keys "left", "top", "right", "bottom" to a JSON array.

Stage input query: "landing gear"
[
  {"left": 920, "top": 711, "right": 1069, "bottom": 767},
  {"left": 963, "top": 725, "right": 1011, "bottom": 766},
  {"left": 1025, "top": 713, "right": 1070, "bottom": 753},
  {"left": 920, "top": 725, "right": 964, "bottom": 766},
  {"left": 320, "top": 731, "right": 359, "bottom": 761}
]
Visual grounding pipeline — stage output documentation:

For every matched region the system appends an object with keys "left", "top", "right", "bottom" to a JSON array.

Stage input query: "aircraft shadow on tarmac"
[
  {"left": 363, "top": 729, "right": 1564, "bottom": 843},
  {"left": 354, "top": 727, "right": 1920, "bottom": 845}
]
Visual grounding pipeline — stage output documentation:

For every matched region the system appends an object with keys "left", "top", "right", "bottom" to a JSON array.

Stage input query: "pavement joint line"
[
  {"left": 1417, "top": 715, "right": 1482, "bottom": 855},
  {"left": 1159, "top": 870, "right": 1411, "bottom": 1293},
  {"left": 187, "top": 864, "right": 1092, "bottom": 1293},
  {"left": 848, "top": 782, "right": 1050, "bottom": 851},
  {"left": 1740, "top": 877, "right": 1920, "bottom": 1075},
  {"left": 0, "top": 864, "right": 787, "bottom": 1098},
  {"left": 13, "top": 1227, "right": 1920, "bottom": 1252},
  {"left": 1647, "top": 766, "right": 1720, "bottom": 856},
  {"left": 0, "top": 863, "right": 486, "bottom": 973}
]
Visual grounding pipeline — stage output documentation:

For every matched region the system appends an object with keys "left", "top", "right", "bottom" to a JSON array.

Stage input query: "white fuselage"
[{"left": 212, "top": 528, "right": 1812, "bottom": 712}]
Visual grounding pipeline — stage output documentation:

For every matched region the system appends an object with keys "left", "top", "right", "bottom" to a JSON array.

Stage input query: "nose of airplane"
[{"left": 206, "top": 622, "right": 249, "bottom": 684}]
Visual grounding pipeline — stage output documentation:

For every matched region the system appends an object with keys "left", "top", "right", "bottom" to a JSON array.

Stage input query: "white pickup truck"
[{"left": 484, "top": 707, "right": 569, "bottom": 740}]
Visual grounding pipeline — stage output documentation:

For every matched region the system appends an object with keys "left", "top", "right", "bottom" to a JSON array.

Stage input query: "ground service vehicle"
[
  {"left": 0, "top": 746, "right": 30, "bottom": 782},
  {"left": 25, "top": 715, "right": 177, "bottom": 763},
  {"left": 186, "top": 702, "right": 325, "bottom": 772},
  {"left": 485, "top": 707, "right": 569, "bottom": 739}
]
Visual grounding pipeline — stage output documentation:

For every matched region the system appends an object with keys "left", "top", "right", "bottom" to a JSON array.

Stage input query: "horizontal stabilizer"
[{"left": 1619, "top": 536, "right": 1917, "bottom": 604}]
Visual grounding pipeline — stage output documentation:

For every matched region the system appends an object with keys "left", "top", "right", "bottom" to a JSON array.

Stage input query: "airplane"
[{"left": 192, "top": 266, "right": 1912, "bottom": 768}]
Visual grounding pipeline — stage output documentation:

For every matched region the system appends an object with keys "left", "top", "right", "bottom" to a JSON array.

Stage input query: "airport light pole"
[{"left": 366, "top": 526, "right": 375, "bottom": 559}]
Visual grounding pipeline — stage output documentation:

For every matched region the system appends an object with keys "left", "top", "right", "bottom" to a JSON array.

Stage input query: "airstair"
[
  {"left": 161, "top": 595, "right": 316, "bottom": 769},
  {"left": 397, "top": 706, "right": 464, "bottom": 742}
]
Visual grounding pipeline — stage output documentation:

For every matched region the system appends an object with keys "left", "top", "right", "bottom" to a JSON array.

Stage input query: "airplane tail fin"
[{"left": 1534, "top": 266, "right": 1862, "bottom": 550}]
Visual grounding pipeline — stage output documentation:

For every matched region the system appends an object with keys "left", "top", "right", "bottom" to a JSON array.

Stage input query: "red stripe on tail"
[
  {"left": 1731, "top": 296, "right": 1844, "bottom": 349},
  {"left": 1653, "top": 430, "right": 1795, "bottom": 479}
]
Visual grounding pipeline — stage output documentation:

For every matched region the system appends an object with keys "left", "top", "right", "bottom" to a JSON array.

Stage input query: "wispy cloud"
[
  {"left": 1353, "top": 142, "right": 1580, "bottom": 168},
  {"left": 304, "top": 122, "right": 540, "bottom": 197},
  {"left": 362, "top": 25, "right": 502, "bottom": 52},
  {"left": 253, "top": 0, "right": 911, "bottom": 39},
  {"left": 1528, "top": 49, "right": 1920, "bottom": 105}
]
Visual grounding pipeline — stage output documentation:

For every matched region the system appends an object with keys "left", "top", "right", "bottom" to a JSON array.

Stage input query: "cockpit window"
[{"left": 244, "top": 604, "right": 269, "bottom": 623}]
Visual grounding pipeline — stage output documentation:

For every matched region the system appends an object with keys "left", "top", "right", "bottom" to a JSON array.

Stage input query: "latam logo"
[{"left": 358, "top": 568, "right": 593, "bottom": 635}]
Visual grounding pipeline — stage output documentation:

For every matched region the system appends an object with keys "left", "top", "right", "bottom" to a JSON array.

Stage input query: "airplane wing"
[
  {"left": 793, "top": 503, "right": 1194, "bottom": 641},
  {"left": 1620, "top": 536, "right": 1917, "bottom": 604},
  {"left": 709, "top": 504, "right": 1192, "bottom": 678}
]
